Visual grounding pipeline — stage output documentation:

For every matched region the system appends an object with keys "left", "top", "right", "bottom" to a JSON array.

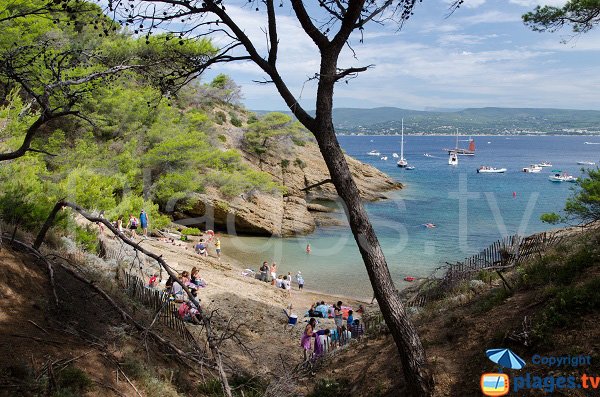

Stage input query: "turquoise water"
[{"left": 225, "top": 136, "right": 600, "bottom": 298}]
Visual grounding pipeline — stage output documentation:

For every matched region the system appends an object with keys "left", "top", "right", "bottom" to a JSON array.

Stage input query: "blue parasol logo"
[{"left": 486, "top": 348, "right": 526, "bottom": 371}]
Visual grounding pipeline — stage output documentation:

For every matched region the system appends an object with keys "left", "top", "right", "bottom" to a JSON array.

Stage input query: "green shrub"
[
  {"left": 74, "top": 224, "right": 99, "bottom": 253},
  {"left": 217, "top": 134, "right": 227, "bottom": 142},
  {"left": 473, "top": 287, "right": 513, "bottom": 314},
  {"left": 181, "top": 227, "right": 201, "bottom": 236},
  {"left": 533, "top": 276, "right": 600, "bottom": 341},
  {"left": 56, "top": 366, "right": 93, "bottom": 395},
  {"left": 230, "top": 115, "right": 242, "bottom": 127},
  {"left": 214, "top": 111, "right": 227, "bottom": 125},
  {"left": 308, "top": 378, "right": 348, "bottom": 397}
]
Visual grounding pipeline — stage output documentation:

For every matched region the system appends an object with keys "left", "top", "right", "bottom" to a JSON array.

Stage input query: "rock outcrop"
[{"left": 176, "top": 125, "right": 401, "bottom": 236}]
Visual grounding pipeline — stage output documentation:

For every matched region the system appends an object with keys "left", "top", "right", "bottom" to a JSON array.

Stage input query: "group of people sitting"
[{"left": 300, "top": 300, "right": 365, "bottom": 360}]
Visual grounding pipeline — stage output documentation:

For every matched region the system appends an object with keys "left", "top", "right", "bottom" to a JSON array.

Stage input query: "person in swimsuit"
[
  {"left": 270, "top": 262, "right": 277, "bottom": 286},
  {"left": 334, "top": 301, "right": 343, "bottom": 343},
  {"left": 300, "top": 318, "right": 316, "bottom": 361}
]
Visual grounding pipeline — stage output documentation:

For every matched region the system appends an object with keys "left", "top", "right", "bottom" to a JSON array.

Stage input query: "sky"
[{"left": 195, "top": 0, "right": 600, "bottom": 111}]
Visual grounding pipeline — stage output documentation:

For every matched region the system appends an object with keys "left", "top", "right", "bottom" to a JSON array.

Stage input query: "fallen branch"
[
  {"left": 34, "top": 200, "right": 232, "bottom": 397},
  {"left": 27, "top": 320, "right": 49, "bottom": 335}
]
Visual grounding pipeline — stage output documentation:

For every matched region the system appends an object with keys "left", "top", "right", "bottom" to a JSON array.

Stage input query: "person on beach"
[
  {"left": 283, "top": 275, "right": 291, "bottom": 297},
  {"left": 259, "top": 261, "right": 269, "bottom": 282},
  {"left": 296, "top": 271, "right": 304, "bottom": 290},
  {"left": 190, "top": 267, "right": 206, "bottom": 288},
  {"left": 275, "top": 275, "right": 284, "bottom": 289},
  {"left": 347, "top": 310, "right": 354, "bottom": 328},
  {"left": 148, "top": 273, "right": 158, "bottom": 288},
  {"left": 214, "top": 237, "right": 221, "bottom": 260},
  {"left": 334, "top": 301, "right": 343, "bottom": 337},
  {"left": 300, "top": 318, "right": 316, "bottom": 361},
  {"left": 270, "top": 263, "right": 277, "bottom": 285},
  {"left": 139, "top": 209, "right": 149, "bottom": 237},
  {"left": 195, "top": 240, "right": 208, "bottom": 256},
  {"left": 314, "top": 328, "right": 331, "bottom": 357}
]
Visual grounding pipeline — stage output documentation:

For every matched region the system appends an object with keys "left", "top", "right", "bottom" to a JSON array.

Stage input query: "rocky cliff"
[{"left": 176, "top": 114, "right": 401, "bottom": 236}]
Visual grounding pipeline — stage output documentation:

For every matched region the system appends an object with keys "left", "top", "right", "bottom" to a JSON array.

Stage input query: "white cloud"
[
  {"left": 509, "top": 0, "right": 567, "bottom": 7},
  {"left": 461, "top": 10, "right": 522, "bottom": 24}
]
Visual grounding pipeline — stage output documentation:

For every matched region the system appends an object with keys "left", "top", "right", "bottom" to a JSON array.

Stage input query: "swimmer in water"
[
  {"left": 306, "top": 243, "right": 311, "bottom": 254},
  {"left": 423, "top": 223, "right": 436, "bottom": 228}
]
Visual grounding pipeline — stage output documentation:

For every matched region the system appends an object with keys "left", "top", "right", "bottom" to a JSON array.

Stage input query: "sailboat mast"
[
  {"left": 455, "top": 128, "right": 459, "bottom": 149},
  {"left": 400, "top": 119, "right": 404, "bottom": 160}
]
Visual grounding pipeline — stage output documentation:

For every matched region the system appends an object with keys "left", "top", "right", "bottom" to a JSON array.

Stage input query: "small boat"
[
  {"left": 549, "top": 172, "right": 578, "bottom": 183},
  {"left": 538, "top": 162, "right": 552, "bottom": 167},
  {"left": 367, "top": 150, "right": 380, "bottom": 156},
  {"left": 381, "top": 156, "right": 388, "bottom": 161},
  {"left": 397, "top": 119, "right": 409, "bottom": 168},
  {"left": 448, "top": 151, "right": 458, "bottom": 166},
  {"left": 477, "top": 166, "right": 506, "bottom": 173},
  {"left": 424, "top": 153, "right": 433, "bottom": 157},
  {"left": 404, "top": 276, "right": 416, "bottom": 282},
  {"left": 406, "top": 166, "right": 415, "bottom": 170},
  {"left": 577, "top": 161, "right": 596, "bottom": 165},
  {"left": 584, "top": 142, "right": 600, "bottom": 145},
  {"left": 392, "top": 153, "right": 399, "bottom": 158},
  {"left": 522, "top": 164, "right": 542, "bottom": 173}
]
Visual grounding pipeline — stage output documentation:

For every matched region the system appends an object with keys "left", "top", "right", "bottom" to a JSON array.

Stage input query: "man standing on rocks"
[{"left": 270, "top": 263, "right": 277, "bottom": 285}]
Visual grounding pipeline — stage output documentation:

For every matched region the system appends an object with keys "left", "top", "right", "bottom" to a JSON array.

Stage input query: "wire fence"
[
  {"left": 124, "top": 272, "right": 198, "bottom": 346},
  {"left": 406, "top": 230, "right": 567, "bottom": 307}
]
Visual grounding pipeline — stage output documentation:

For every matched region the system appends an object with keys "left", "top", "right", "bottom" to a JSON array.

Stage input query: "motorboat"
[
  {"left": 584, "top": 142, "right": 600, "bottom": 145},
  {"left": 392, "top": 153, "right": 399, "bottom": 158},
  {"left": 477, "top": 166, "right": 506, "bottom": 173},
  {"left": 424, "top": 153, "right": 433, "bottom": 157},
  {"left": 522, "top": 164, "right": 542, "bottom": 173},
  {"left": 549, "top": 172, "right": 577, "bottom": 183},
  {"left": 367, "top": 150, "right": 380, "bottom": 156},
  {"left": 406, "top": 166, "right": 415, "bottom": 170},
  {"left": 381, "top": 156, "right": 388, "bottom": 161},
  {"left": 577, "top": 161, "right": 596, "bottom": 165},
  {"left": 448, "top": 151, "right": 458, "bottom": 166},
  {"left": 538, "top": 162, "right": 552, "bottom": 167},
  {"left": 397, "top": 119, "right": 408, "bottom": 168}
]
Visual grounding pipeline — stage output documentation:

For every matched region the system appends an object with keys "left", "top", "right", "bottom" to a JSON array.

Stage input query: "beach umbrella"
[{"left": 486, "top": 348, "right": 526, "bottom": 370}]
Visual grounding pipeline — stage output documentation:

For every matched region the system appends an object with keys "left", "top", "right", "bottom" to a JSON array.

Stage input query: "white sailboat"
[{"left": 397, "top": 119, "right": 408, "bottom": 168}]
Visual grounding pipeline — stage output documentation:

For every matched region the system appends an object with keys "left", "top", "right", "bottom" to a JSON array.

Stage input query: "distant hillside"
[{"left": 255, "top": 107, "right": 600, "bottom": 135}]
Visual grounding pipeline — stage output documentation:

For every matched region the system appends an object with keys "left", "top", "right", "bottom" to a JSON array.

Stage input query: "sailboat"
[
  {"left": 397, "top": 119, "right": 408, "bottom": 168},
  {"left": 443, "top": 130, "right": 475, "bottom": 156}
]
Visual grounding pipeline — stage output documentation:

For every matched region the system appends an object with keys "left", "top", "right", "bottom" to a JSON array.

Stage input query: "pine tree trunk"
[{"left": 309, "top": 55, "right": 432, "bottom": 397}]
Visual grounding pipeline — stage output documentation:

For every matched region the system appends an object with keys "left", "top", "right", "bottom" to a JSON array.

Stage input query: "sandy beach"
[{"left": 116, "top": 233, "right": 373, "bottom": 376}]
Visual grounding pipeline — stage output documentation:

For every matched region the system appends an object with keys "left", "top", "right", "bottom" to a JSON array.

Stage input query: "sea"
[{"left": 225, "top": 135, "right": 600, "bottom": 299}]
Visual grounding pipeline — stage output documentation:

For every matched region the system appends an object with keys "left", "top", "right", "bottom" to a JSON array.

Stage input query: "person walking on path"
[{"left": 139, "top": 209, "right": 149, "bottom": 237}]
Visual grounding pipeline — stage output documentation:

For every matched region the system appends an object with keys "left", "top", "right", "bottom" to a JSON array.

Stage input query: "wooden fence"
[
  {"left": 407, "top": 230, "right": 565, "bottom": 307},
  {"left": 124, "top": 272, "right": 198, "bottom": 345}
]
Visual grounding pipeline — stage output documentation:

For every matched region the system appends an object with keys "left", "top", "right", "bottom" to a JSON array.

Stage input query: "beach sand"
[{"left": 124, "top": 235, "right": 373, "bottom": 377}]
